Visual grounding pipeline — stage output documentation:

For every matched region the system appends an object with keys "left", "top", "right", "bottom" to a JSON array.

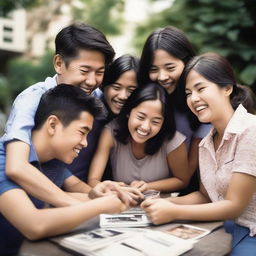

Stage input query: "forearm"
[
  {"left": 147, "top": 177, "right": 188, "bottom": 192},
  {"left": 88, "top": 177, "right": 102, "bottom": 187},
  {"left": 8, "top": 163, "right": 81, "bottom": 206},
  {"left": 66, "top": 192, "right": 90, "bottom": 202},
  {"left": 173, "top": 200, "right": 241, "bottom": 222},
  {"left": 167, "top": 191, "right": 210, "bottom": 204},
  {"left": 64, "top": 178, "right": 91, "bottom": 194}
]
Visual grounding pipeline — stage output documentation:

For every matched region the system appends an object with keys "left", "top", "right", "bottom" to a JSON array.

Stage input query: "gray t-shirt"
[{"left": 105, "top": 121, "right": 186, "bottom": 184}]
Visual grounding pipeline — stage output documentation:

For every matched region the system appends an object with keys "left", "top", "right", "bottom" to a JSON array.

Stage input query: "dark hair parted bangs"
[
  {"left": 114, "top": 83, "right": 176, "bottom": 155},
  {"left": 183, "top": 52, "right": 252, "bottom": 110},
  {"left": 33, "top": 84, "right": 103, "bottom": 130},
  {"left": 55, "top": 23, "right": 115, "bottom": 66},
  {"left": 101, "top": 54, "right": 140, "bottom": 90},
  {"left": 138, "top": 26, "right": 195, "bottom": 86}
]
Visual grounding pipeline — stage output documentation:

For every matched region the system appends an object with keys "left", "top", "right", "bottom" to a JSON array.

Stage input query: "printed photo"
[{"left": 165, "top": 224, "right": 209, "bottom": 240}]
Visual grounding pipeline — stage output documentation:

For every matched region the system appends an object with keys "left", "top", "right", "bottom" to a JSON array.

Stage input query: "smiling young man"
[
  {"left": 1, "top": 23, "right": 115, "bottom": 207},
  {"left": 0, "top": 85, "right": 128, "bottom": 255}
]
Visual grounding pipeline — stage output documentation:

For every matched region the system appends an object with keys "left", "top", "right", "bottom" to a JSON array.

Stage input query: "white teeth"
[
  {"left": 196, "top": 105, "right": 207, "bottom": 112},
  {"left": 137, "top": 129, "right": 148, "bottom": 136},
  {"left": 74, "top": 149, "right": 80, "bottom": 155},
  {"left": 114, "top": 101, "right": 124, "bottom": 107}
]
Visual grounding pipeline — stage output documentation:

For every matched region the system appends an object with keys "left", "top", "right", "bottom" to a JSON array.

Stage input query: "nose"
[
  {"left": 157, "top": 69, "right": 169, "bottom": 82},
  {"left": 190, "top": 91, "right": 200, "bottom": 102},
  {"left": 85, "top": 72, "right": 97, "bottom": 87},
  {"left": 141, "top": 119, "right": 150, "bottom": 131},
  {"left": 80, "top": 136, "right": 88, "bottom": 148},
  {"left": 118, "top": 89, "right": 128, "bottom": 100}
]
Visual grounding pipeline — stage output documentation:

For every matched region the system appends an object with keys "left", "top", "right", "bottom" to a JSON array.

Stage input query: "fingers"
[{"left": 140, "top": 198, "right": 154, "bottom": 209}]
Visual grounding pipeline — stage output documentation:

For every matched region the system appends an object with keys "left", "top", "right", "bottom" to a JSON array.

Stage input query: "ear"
[
  {"left": 53, "top": 54, "right": 64, "bottom": 75},
  {"left": 46, "top": 115, "right": 61, "bottom": 136},
  {"left": 224, "top": 85, "right": 233, "bottom": 96}
]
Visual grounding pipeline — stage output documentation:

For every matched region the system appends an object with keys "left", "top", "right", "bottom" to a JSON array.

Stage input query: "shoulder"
[{"left": 165, "top": 131, "right": 186, "bottom": 152}]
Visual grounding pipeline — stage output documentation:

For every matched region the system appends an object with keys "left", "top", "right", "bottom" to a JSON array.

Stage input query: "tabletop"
[{"left": 19, "top": 216, "right": 231, "bottom": 256}]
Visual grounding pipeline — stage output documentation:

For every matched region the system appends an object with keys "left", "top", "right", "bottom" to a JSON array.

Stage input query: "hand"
[
  {"left": 141, "top": 198, "right": 177, "bottom": 225},
  {"left": 120, "top": 186, "right": 144, "bottom": 206},
  {"left": 102, "top": 194, "right": 128, "bottom": 214},
  {"left": 130, "top": 180, "right": 148, "bottom": 192},
  {"left": 88, "top": 180, "right": 132, "bottom": 207}
]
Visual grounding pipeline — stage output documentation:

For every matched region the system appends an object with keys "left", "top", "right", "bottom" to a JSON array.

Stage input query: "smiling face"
[
  {"left": 128, "top": 100, "right": 164, "bottom": 145},
  {"left": 185, "top": 70, "right": 233, "bottom": 124},
  {"left": 149, "top": 49, "right": 185, "bottom": 95},
  {"left": 54, "top": 49, "right": 105, "bottom": 95},
  {"left": 104, "top": 70, "right": 137, "bottom": 115},
  {"left": 51, "top": 111, "right": 93, "bottom": 164}
]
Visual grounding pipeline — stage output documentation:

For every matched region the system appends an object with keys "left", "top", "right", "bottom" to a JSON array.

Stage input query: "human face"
[
  {"left": 55, "top": 49, "right": 105, "bottom": 95},
  {"left": 149, "top": 49, "right": 185, "bottom": 94},
  {"left": 185, "top": 70, "right": 233, "bottom": 124},
  {"left": 128, "top": 100, "right": 164, "bottom": 145},
  {"left": 51, "top": 111, "right": 93, "bottom": 164},
  {"left": 104, "top": 70, "right": 137, "bottom": 115}
]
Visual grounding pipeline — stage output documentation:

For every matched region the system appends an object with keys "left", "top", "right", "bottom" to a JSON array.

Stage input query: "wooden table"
[{"left": 19, "top": 216, "right": 231, "bottom": 256}]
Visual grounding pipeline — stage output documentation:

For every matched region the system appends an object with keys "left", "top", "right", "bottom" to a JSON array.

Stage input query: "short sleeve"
[
  {"left": 166, "top": 131, "right": 186, "bottom": 153},
  {"left": 232, "top": 127, "right": 256, "bottom": 177},
  {"left": 193, "top": 123, "right": 212, "bottom": 139}
]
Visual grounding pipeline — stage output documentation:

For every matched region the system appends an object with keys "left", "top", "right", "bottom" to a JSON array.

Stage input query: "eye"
[
  {"left": 152, "top": 120, "right": 162, "bottom": 125},
  {"left": 198, "top": 87, "right": 205, "bottom": 92},
  {"left": 185, "top": 91, "right": 191, "bottom": 98},
  {"left": 111, "top": 84, "right": 120, "bottom": 91},
  {"left": 137, "top": 115, "right": 144, "bottom": 120},
  {"left": 128, "top": 88, "right": 136, "bottom": 94},
  {"left": 166, "top": 66, "right": 175, "bottom": 71},
  {"left": 96, "top": 70, "right": 105, "bottom": 75},
  {"left": 149, "top": 67, "right": 158, "bottom": 73},
  {"left": 80, "top": 69, "right": 89, "bottom": 74}
]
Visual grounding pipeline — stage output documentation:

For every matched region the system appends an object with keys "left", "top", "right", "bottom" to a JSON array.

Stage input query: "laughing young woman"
[
  {"left": 88, "top": 83, "right": 189, "bottom": 193},
  {"left": 142, "top": 53, "right": 256, "bottom": 255}
]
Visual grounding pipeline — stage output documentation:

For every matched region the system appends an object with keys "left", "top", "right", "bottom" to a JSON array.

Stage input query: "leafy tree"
[
  {"left": 0, "top": 0, "right": 40, "bottom": 16},
  {"left": 72, "top": 0, "right": 125, "bottom": 35},
  {"left": 7, "top": 51, "right": 55, "bottom": 100},
  {"left": 134, "top": 0, "right": 256, "bottom": 90}
]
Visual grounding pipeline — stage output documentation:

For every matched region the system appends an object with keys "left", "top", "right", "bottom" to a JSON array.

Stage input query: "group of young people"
[{"left": 0, "top": 22, "right": 255, "bottom": 256}]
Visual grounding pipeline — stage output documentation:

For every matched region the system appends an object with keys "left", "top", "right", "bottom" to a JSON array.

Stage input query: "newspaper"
[{"left": 55, "top": 228, "right": 194, "bottom": 256}]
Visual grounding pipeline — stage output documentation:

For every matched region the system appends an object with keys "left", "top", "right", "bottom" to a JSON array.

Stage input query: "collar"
[
  {"left": 28, "top": 142, "right": 40, "bottom": 163},
  {"left": 199, "top": 104, "right": 250, "bottom": 148}
]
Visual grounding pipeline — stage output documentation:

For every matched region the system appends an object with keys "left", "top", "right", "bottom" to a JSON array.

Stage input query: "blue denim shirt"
[{"left": 2, "top": 75, "right": 58, "bottom": 145}]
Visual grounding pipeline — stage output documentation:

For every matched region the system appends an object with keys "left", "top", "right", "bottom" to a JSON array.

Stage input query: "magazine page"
[
  {"left": 93, "top": 229, "right": 194, "bottom": 256},
  {"left": 58, "top": 228, "right": 140, "bottom": 253},
  {"left": 99, "top": 213, "right": 151, "bottom": 228}
]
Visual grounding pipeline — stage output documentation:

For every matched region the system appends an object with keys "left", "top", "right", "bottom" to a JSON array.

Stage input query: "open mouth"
[
  {"left": 195, "top": 105, "right": 208, "bottom": 112},
  {"left": 80, "top": 86, "right": 93, "bottom": 95},
  {"left": 136, "top": 128, "right": 149, "bottom": 136},
  {"left": 73, "top": 148, "right": 81, "bottom": 156}
]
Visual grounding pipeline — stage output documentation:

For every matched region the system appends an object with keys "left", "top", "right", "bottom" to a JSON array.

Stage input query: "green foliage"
[
  {"left": 134, "top": 0, "right": 256, "bottom": 90},
  {"left": 7, "top": 51, "right": 55, "bottom": 100},
  {"left": 72, "top": 0, "right": 125, "bottom": 35},
  {"left": 0, "top": 75, "right": 11, "bottom": 112},
  {"left": 0, "top": 0, "right": 40, "bottom": 16}
]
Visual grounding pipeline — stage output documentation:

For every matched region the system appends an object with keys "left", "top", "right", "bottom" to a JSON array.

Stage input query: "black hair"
[
  {"left": 33, "top": 84, "right": 103, "bottom": 130},
  {"left": 101, "top": 54, "right": 139, "bottom": 90},
  {"left": 114, "top": 82, "right": 176, "bottom": 155},
  {"left": 138, "top": 26, "right": 200, "bottom": 130},
  {"left": 55, "top": 23, "right": 115, "bottom": 66},
  {"left": 138, "top": 26, "right": 195, "bottom": 86},
  {"left": 183, "top": 53, "right": 254, "bottom": 112}
]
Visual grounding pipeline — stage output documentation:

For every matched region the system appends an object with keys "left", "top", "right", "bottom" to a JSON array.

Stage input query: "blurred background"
[{"left": 0, "top": 0, "right": 255, "bottom": 135}]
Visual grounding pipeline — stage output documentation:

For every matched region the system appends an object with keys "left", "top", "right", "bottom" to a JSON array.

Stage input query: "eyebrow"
[
  {"left": 114, "top": 82, "right": 137, "bottom": 88},
  {"left": 81, "top": 126, "right": 91, "bottom": 132},
  {"left": 79, "top": 65, "right": 105, "bottom": 70},
  {"left": 137, "top": 112, "right": 163, "bottom": 120},
  {"left": 186, "top": 82, "right": 202, "bottom": 91}
]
